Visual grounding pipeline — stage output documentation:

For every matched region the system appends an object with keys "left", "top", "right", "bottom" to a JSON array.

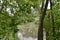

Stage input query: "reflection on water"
[{"left": 17, "top": 32, "right": 37, "bottom": 40}]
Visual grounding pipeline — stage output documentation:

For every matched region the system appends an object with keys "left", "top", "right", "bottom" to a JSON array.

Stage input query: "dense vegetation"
[{"left": 0, "top": 0, "right": 60, "bottom": 40}]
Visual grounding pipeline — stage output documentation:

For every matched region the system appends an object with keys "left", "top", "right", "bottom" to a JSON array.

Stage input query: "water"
[
  {"left": 17, "top": 32, "right": 37, "bottom": 40},
  {"left": 17, "top": 25, "right": 46, "bottom": 40}
]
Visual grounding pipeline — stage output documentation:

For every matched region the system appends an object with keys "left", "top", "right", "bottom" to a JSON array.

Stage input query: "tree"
[
  {"left": 0, "top": 0, "right": 38, "bottom": 40},
  {"left": 50, "top": 0, "right": 56, "bottom": 40},
  {"left": 38, "top": 0, "right": 49, "bottom": 40}
]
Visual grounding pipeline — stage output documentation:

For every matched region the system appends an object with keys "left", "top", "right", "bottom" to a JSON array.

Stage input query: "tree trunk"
[
  {"left": 50, "top": 0, "right": 56, "bottom": 40},
  {"left": 0, "top": 1, "right": 4, "bottom": 12},
  {"left": 38, "top": 0, "right": 49, "bottom": 40}
]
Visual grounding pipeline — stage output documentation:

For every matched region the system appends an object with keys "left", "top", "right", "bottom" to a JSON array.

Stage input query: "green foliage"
[
  {"left": 44, "top": 0, "right": 60, "bottom": 40},
  {"left": 0, "top": 0, "right": 39, "bottom": 40},
  {"left": 0, "top": 0, "right": 60, "bottom": 40}
]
